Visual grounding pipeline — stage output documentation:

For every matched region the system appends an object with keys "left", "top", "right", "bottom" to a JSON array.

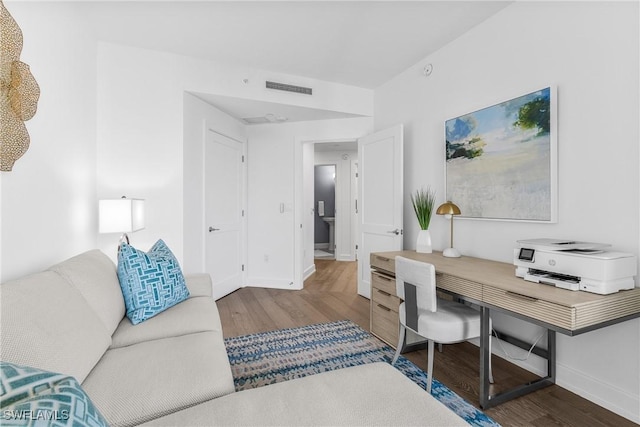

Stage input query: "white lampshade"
[{"left": 99, "top": 198, "right": 145, "bottom": 233}]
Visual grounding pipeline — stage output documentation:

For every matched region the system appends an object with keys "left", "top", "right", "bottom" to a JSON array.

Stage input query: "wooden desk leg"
[{"left": 479, "top": 307, "right": 556, "bottom": 409}]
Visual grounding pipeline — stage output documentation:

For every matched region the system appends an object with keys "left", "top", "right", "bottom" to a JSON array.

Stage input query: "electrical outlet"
[{"left": 264, "top": 254, "right": 269, "bottom": 262}]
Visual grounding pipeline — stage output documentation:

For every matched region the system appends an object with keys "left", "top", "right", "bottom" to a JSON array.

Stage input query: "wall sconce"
[
  {"left": 436, "top": 201, "right": 461, "bottom": 258},
  {"left": 99, "top": 196, "right": 145, "bottom": 247}
]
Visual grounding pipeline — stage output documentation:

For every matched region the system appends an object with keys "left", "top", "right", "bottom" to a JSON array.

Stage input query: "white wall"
[
  {"left": 96, "top": 43, "right": 185, "bottom": 260},
  {"left": 96, "top": 42, "right": 373, "bottom": 269},
  {"left": 246, "top": 118, "right": 373, "bottom": 289},
  {"left": 375, "top": 1, "right": 639, "bottom": 421},
  {"left": 1, "top": 2, "right": 97, "bottom": 281}
]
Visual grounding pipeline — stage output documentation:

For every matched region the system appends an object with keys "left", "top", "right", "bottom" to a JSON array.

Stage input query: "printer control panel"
[{"left": 518, "top": 247, "right": 535, "bottom": 262}]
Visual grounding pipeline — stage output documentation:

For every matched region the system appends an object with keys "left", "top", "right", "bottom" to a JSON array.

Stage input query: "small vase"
[{"left": 416, "top": 229, "right": 432, "bottom": 253}]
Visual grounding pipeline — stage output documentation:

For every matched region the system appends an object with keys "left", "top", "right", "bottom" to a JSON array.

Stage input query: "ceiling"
[{"left": 77, "top": 1, "right": 511, "bottom": 123}]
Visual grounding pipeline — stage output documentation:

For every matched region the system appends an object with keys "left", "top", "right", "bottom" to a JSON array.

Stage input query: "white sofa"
[{"left": 0, "top": 250, "right": 466, "bottom": 426}]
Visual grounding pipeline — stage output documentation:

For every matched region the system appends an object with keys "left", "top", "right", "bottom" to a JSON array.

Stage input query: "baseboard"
[
  {"left": 556, "top": 361, "right": 640, "bottom": 424},
  {"left": 245, "top": 277, "right": 302, "bottom": 290},
  {"left": 314, "top": 243, "right": 329, "bottom": 250},
  {"left": 468, "top": 336, "right": 640, "bottom": 423},
  {"left": 303, "top": 264, "right": 316, "bottom": 281}
]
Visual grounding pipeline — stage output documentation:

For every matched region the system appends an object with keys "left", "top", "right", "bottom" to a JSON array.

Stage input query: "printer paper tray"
[{"left": 524, "top": 270, "right": 580, "bottom": 291}]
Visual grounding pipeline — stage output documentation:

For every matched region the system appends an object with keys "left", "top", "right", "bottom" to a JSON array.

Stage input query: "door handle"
[
  {"left": 387, "top": 228, "right": 400, "bottom": 235},
  {"left": 208, "top": 226, "right": 220, "bottom": 232}
]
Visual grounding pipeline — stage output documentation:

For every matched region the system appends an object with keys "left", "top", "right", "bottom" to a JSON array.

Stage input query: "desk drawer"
[
  {"left": 372, "top": 287, "right": 400, "bottom": 312},
  {"left": 371, "top": 302, "right": 399, "bottom": 347},
  {"left": 370, "top": 253, "right": 395, "bottom": 274},
  {"left": 437, "top": 274, "right": 482, "bottom": 301},
  {"left": 483, "top": 286, "right": 575, "bottom": 330},
  {"left": 372, "top": 271, "right": 397, "bottom": 296}
]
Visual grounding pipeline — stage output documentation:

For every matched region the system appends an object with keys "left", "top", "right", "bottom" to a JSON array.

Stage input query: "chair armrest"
[{"left": 184, "top": 273, "right": 213, "bottom": 297}]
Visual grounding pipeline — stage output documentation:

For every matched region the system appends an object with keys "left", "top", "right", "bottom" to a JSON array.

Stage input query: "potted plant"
[{"left": 411, "top": 186, "right": 436, "bottom": 253}]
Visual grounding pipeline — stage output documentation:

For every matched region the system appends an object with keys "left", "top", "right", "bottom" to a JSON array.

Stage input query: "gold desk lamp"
[{"left": 436, "top": 201, "right": 461, "bottom": 258}]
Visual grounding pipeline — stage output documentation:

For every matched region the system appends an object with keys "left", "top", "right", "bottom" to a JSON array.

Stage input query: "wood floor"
[{"left": 217, "top": 259, "right": 636, "bottom": 427}]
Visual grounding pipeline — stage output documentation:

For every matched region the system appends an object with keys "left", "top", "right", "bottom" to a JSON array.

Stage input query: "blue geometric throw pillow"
[
  {"left": 0, "top": 361, "right": 109, "bottom": 427},
  {"left": 117, "top": 239, "right": 190, "bottom": 325}
]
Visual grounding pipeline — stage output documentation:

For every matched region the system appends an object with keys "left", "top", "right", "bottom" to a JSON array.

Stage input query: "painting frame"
[{"left": 444, "top": 86, "right": 558, "bottom": 223}]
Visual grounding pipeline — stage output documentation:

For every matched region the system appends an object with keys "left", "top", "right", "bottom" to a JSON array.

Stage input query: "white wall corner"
[{"left": 303, "top": 264, "right": 316, "bottom": 281}]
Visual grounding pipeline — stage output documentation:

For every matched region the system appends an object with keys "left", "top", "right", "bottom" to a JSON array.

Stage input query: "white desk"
[{"left": 370, "top": 250, "right": 640, "bottom": 408}]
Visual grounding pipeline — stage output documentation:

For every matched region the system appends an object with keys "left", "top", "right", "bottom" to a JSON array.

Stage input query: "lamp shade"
[
  {"left": 436, "top": 201, "right": 461, "bottom": 216},
  {"left": 99, "top": 198, "right": 145, "bottom": 233}
]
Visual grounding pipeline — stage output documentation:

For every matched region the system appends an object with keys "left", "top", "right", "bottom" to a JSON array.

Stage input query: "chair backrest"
[{"left": 395, "top": 257, "right": 437, "bottom": 330}]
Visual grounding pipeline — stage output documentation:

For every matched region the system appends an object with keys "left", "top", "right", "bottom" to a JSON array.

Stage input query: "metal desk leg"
[
  {"left": 479, "top": 306, "right": 491, "bottom": 406},
  {"left": 547, "top": 329, "right": 556, "bottom": 382},
  {"left": 479, "top": 306, "right": 556, "bottom": 409}
]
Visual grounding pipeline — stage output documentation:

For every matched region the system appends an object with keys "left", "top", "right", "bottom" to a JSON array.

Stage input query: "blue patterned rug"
[{"left": 224, "top": 319, "right": 500, "bottom": 426}]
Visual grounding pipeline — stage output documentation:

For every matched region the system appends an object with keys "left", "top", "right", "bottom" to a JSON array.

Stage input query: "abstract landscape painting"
[{"left": 445, "top": 87, "right": 556, "bottom": 221}]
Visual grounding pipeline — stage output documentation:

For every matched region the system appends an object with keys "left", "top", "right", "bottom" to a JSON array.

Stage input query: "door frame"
[
  {"left": 203, "top": 125, "right": 248, "bottom": 296},
  {"left": 294, "top": 137, "right": 358, "bottom": 289}
]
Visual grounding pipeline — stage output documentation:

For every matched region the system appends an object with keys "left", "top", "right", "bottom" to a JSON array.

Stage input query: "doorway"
[
  {"left": 312, "top": 141, "right": 358, "bottom": 263},
  {"left": 314, "top": 164, "right": 336, "bottom": 259},
  {"left": 294, "top": 126, "right": 402, "bottom": 292}
]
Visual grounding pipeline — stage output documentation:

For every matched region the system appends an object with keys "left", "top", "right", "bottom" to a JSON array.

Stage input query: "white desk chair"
[{"left": 391, "top": 256, "right": 493, "bottom": 393}]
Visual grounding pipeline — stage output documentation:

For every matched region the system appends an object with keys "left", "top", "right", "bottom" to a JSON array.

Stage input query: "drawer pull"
[
  {"left": 377, "top": 304, "right": 391, "bottom": 312},
  {"left": 506, "top": 291, "right": 539, "bottom": 302},
  {"left": 377, "top": 275, "right": 392, "bottom": 282},
  {"left": 375, "top": 255, "right": 390, "bottom": 262},
  {"left": 377, "top": 289, "right": 391, "bottom": 297}
]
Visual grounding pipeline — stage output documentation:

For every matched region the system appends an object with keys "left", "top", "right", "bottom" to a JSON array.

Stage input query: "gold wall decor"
[{"left": 1, "top": 0, "right": 40, "bottom": 171}]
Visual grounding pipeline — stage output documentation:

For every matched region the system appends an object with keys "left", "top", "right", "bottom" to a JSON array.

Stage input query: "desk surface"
[{"left": 371, "top": 251, "right": 640, "bottom": 334}]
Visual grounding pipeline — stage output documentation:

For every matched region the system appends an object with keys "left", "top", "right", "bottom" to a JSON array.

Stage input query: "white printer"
[{"left": 513, "top": 238, "right": 637, "bottom": 295}]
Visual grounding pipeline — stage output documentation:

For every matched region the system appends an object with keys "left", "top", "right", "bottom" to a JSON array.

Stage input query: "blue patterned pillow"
[
  {"left": 117, "top": 239, "right": 190, "bottom": 324},
  {"left": 0, "top": 362, "right": 108, "bottom": 427}
]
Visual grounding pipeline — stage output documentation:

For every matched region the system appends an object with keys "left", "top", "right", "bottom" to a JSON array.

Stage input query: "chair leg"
[
  {"left": 438, "top": 343, "right": 443, "bottom": 353},
  {"left": 426, "top": 339, "right": 435, "bottom": 393},
  {"left": 391, "top": 324, "right": 406, "bottom": 365}
]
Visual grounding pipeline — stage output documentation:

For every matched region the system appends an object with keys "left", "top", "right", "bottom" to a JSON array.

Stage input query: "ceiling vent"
[
  {"left": 241, "top": 114, "right": 288, "bottom": 125},
  {"left": 266, "top": 81, "right": 312, "bottom": 95},
  {"left": 241, "top": 116, "right": 271, "bottom": 125}
]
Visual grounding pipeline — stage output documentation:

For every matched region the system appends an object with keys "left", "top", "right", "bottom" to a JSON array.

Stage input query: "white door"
[
  {"left": 357, "top": 125, "right": 404, "bottom": 298},
  {"left": 205, "top": 130, "right": 245, "bottom": 300}
]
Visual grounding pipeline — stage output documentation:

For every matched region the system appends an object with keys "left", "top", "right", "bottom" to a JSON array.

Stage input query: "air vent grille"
[
  {"left": 266, "top": 81, "right": 312, "bottom": 95},
  {"left": 241, "top": 117, "right": 270, "bottom": 125}
]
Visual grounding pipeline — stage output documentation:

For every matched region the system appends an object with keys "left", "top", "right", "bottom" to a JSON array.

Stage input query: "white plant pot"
[{"left": 416, "top": 229, "right": 432, "bottom": 253}]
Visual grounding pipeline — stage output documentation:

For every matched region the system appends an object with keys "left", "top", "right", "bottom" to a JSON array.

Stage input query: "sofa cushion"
[
  {"left": 117, "top": 240, "right": 190, "bottom": 325},
  {"left": 0, "top": 361, "right": 109, "bottom": 427},
  {"left": 49, "top": 249, "right": 125, "bottom": 335},
  {"left": 81, "top": 331, "right": 235, "bottom": 427},
  {"left": 184, "top": 273, "right": 213, "bottom": 298},
  {"left": 110, "top": 296, "right": 222, "bottom": 348},
  {"left": 0, "top": 271, "right": 111, "bottom": 384},
  {"left": 142, "top": 362, "right": 467, "bottom": 426}
]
